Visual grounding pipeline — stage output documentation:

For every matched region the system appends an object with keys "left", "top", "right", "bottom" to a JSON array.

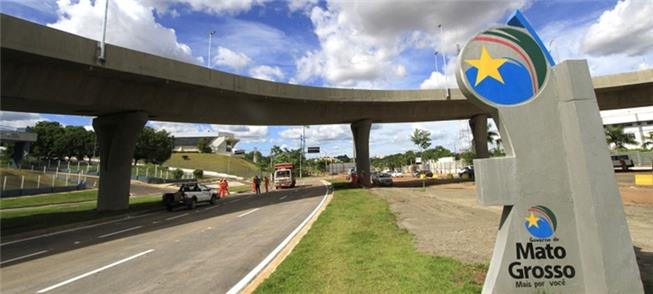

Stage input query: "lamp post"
[
  {"left": 208, "top": 30, "right": 216, "bottom": 68},
  {"left": 434, "top": 51, "right": 439, "bottom": 74},
  {"left": 98, "top": 0, "right": 109, "bottom": 62}
]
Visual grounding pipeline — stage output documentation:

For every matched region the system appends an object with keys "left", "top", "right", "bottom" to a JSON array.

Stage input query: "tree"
[
  {"left": 193, "top": 169, "right": 204, "bottom": 179},
  {"left": 134, "top": 127, "right": 174, "bottom": 165},
  {"left": 411, "top": 128, "right": 432, "bottom": 151},
  {"left": 642, "top": 131, "right": 653, "bottom": 150},
  {"left": 335, "top": 154, "right": 351, "bottom": 163},
  {"left": 487, "top": 123, "right": 499, "bottom": 145},
  {"left": 196, "top": 138, "right": 213, "bottom": 153},
  {"left": 605, "top": 125, "right": 637, "bottom": 150},
  {"left": 31, "top": 121, "right": 64, "bottom": 159}
]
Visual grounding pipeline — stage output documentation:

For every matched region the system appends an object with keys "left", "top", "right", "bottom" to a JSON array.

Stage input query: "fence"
[
  {"left": 610, "top": 150, "right": 653, "bottom": 167},
  {"left": 0, "top": 169, "right": 91, "bottom": 197},
  {"left": 327, "top": 162, "right": 356, "bottom": 175}
]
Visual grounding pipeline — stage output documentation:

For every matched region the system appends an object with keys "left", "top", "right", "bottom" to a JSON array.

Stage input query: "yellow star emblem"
[
  {"left": 525, "top": 213, "right": 539, "bottom": 228},
  {"left": 465, "top": 46, "right": 507, "bottom": 86}
]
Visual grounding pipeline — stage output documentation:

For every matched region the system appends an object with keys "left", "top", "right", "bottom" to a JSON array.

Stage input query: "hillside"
[{"left": 164, "top": 153, "right": 261, "bottom": 179}]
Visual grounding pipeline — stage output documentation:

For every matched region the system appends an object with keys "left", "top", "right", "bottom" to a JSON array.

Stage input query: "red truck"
[{"left": 273, "top": 163, "right": 296, "bottom": 189}]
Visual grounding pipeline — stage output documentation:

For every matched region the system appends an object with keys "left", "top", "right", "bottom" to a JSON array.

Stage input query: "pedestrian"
[
  {"left": 264, "top": 176, "right": 270, "bottom": 193},
  {"left": 219, "top": 178, "right": 228, "bottom": 198},
  {"left": 218, "top": 178, "right": 225, "bottom": 198},
  {"left": 224, "top": 178, "right": 230, "bottom": 195},
  {"left": 252, "top": 176, "right": 257, "bottom": 193},
  {"left": 255, "top": 176, "right": 261, "bottom": 195}
]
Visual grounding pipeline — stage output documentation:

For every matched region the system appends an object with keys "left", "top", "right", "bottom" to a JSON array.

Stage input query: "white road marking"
[
  {"left": 229, "top": 199, "right": 240, "bottom": 203},
  {"left": 237, "top": 208, "right": 260, "bottom": 218},
  {"left": 280, "top": 196, "right": 287, "bottom": 200},
  {"left": 0, "top": 250, "right": 48, "bottom": 265},
  {"left": 36, "top": 249, "right": 155, "bottom": 293},
  {"left": 227, "top": 182, "right": 331, "bottom": 294},
  {"left": 165, "top": 213, "right": 188, "bottom": 221},
  {"left": 97, "top": 226, "right": 143, "bottom": 239},
  {"left": 0, "top": 211, "right": 159, "bottom": 247}
]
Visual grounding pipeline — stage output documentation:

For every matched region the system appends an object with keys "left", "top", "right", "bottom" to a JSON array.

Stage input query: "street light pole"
[
  {"left": 434, "top": 51, "right": 439, "bottom": 74},
  {"left": 208, "top": 30, "right": 216, "bottom": 68},
  {"left": 98, "top": 0, "right": 109, "bottom": 63}
]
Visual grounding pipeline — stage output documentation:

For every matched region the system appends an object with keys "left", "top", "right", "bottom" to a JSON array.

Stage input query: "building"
[
  {"left": 173, "top": 132, "right": 239, "bottom": 154},
  {"left": 601, "top": 106, "right": 653, "bottom": 149}
]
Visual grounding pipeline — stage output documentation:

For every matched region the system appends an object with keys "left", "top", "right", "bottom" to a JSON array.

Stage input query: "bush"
[
  {"left": 193, "top": 169, "right": 204, "bottom": 179},
  {"left": 172, "top": 168, "right": 184, "bottom": 180}
]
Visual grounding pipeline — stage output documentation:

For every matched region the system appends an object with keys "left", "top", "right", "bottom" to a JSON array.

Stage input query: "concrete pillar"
[
  {"left": 351, "top": 119, "right": 372, "bottom": 187},
  {"left": 469, "top": 114, "right": 490, "bottom": 159},
  {"left": 93, "top": 112, "right": 147, "bottom": 211}
]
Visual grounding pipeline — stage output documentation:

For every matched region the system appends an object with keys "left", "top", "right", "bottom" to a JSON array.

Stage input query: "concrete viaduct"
[{"left": 2, "top": 14, "right": 652, "bottom": 210}]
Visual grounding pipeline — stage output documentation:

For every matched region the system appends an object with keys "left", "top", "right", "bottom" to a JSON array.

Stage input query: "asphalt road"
[{"left": 0, "top": 181, "right": 329, "bottom": 294}]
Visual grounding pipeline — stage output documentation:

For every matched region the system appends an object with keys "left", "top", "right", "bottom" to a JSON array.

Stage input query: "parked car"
[
  {"left": 390, "top": 171, "right": 403, "bottom": 178},
  {"left": 458, "top": 166, "right": 474, "bottom": 179},
  {"left": 413, "top": 170, "right": 433, "bottom": 178},
  {"left": 611, "top": 155, "right": 634, "bottom": 172},
  {"left": 372, "top": 173, "right": 393, "bottom": 186},
  {"left": 162, "top": 183, "right": 218, "bottom": 211}
]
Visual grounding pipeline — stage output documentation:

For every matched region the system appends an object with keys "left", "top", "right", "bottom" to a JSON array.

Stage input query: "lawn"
[
  {"left": 0, "top": 189, "right": 99, "bottom": 209},
  {"left": 255, "top": 187, "right": 485, "bottom": 293},
  {"left": 165, "top": 153, "right": 261, "bottom": 178},
  {"left": 1, "top": 193, "right": 161, "bottom": 236}
]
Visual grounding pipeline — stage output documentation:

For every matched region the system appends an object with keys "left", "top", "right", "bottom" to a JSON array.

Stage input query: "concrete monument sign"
[{"left": 456, "top": 11, "right": 644, "bottom": 293}]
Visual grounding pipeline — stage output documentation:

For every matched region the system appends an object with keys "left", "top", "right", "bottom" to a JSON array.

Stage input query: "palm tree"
[
  {"left": 487, "top": 123, "right": 500, "bottom": 145},
  {"left": 604, "top": 125, "right": 637, "bottom": 150},
  {"left": 642, "top": 131, "right": 653, "bottom": 150}
]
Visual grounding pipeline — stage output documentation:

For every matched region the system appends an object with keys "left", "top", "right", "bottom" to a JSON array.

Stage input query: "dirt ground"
[{"left": 370, "top": 173, "right": 652, "bottom": 291}]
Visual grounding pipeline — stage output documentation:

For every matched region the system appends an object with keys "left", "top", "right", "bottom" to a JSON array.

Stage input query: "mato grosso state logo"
[
  {"left": 457, "top": 26, "right": 551, "bottom": 106},
  {"left": 524, "top": 205, "right": 557, "bottom": 239}
]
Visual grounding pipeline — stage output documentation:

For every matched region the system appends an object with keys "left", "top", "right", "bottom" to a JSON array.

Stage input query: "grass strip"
[
  {"left": 0, "top": 190, "right": 100, "bottom": 209},
  {"left": 255, "top": 187, "right": 484, "bottom": 293},
  {"left": 1, "top": 194, "right": 161, "bottom": 236}
]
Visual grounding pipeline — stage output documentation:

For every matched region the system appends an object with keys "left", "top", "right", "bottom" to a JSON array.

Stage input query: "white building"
[
  {"left": 173, "top": 132, "right": 239, "bottom": 154},
  {"left": 600, "top": 106, "right": 653, "bottom": 149}
]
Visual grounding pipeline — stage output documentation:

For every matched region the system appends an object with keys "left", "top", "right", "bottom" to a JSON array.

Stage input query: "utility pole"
[
  {"left": 208, "top": 30, "right": 216, "bottom": 68},
  {"left": 299, "top": 126, "right": 305, "bottom": 179}
]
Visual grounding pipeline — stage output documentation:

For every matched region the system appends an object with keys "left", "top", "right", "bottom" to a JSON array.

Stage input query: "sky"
[{"left": 1, "top": 0, "right": 652, "bottom": 157}]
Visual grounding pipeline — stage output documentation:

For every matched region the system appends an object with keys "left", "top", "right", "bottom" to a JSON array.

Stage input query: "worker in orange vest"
[{"left": 264, "top": 176, "right": 270, "bottom": 193}]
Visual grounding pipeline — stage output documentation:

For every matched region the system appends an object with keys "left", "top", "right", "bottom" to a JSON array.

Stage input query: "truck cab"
[{"left": 274, "top": 163, "right": 296, "bottom": 189}]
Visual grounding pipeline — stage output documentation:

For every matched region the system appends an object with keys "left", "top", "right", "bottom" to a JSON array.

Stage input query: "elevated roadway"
[{"left": 1, "top": 14, "right": 652, "bottom": 210}]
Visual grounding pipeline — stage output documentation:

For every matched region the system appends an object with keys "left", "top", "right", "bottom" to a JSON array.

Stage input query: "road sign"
[
  {"left": 415, "top": 157, "right": 422, "bottom": 164},
  {"left": 307, "top": 147, "right": 320, "bottom": 153}
]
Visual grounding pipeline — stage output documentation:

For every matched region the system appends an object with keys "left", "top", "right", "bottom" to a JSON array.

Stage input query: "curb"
[{"left": 234, "top": 181, "right": 334, "bottom": 294}]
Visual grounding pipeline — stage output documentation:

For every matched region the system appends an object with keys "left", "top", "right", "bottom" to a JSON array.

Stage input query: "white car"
[{"left": 162, "top": 183, "right": 218, "bottom": 211}]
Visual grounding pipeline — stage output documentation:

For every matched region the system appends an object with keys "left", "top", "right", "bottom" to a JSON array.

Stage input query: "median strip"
[
  {"left": 36, "top": 249, "right": 155, "bottom": 293},
  {"left": 97, "top": 226, "right": 143, "bottom": 239}
]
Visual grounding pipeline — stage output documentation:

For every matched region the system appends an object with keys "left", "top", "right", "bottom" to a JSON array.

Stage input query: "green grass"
[
  {"left": 164, "top": 153, "right": 260, "bottom": 178},
  {"left": 1, "top": 194, "right": 161, "bottom": 236},
  {"left": 255, "top": 188, "right": 485, "bottom": 293},
  {"left": 0, "top": 189, "right": 99, "bottom": 209}
]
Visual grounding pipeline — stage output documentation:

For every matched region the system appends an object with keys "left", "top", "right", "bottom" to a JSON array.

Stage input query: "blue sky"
[{"left": 1, "top": 0, "right": 652, "bottom": 157}]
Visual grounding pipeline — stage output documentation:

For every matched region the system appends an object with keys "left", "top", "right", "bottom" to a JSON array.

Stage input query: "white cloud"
[
  {"left": 280, "top": 125, "right": 351, "bottom": 145},
  {"left": 48, "top": 0, "right": 199, "bottom": 64},
  {"left": 419, "top": 71, "right": 455, "bottom": 89},
  {"left": 582, "top": 0, "right": 653, "bottom": 57},
  {"left": 249, "top": 65, "right": 285, "bottom": 81},
  {"left": 292, "top": 0, "right": 527, "bottom": 88},
  {"left": 146, "top": 0, "right": 269, "bottom": 16},
  {"left": 288, "top": 0, "right": 318, "bottom": 13},
  {"left": 0, "top": 111, "right": 44, "bottom": 129},
  {"left": 148, "top": 121, "right": 268, "bottom": 143},
  {"left": 539, "top": 4, "right": 653, "bottom": 76},
  {"left": 214, "top": 47, "right": 252, "bottom": 71}
]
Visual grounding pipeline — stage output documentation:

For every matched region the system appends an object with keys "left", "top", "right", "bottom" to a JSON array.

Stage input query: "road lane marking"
[
  {"left": 280, "top": 196, "right": 287, "bottom": 200},
  {"left": 36, "top": 249, "right": 155, "bottom": 293},
  {"left": 1, "top": 211, "right": 160, "bottom": 247},
  {"left": 165, "top": 213, "right": 188, "bottom": 221},
  {"left": 227, "top": 182, "right": 330, "bottom": 294},
  {"left": 97, "top": 226, "right": 143, "bottom": 239},
  {"left": 229, "top": 199, "right": 240, "bottom": 203},
  {"left": 0, "top": 250, "right": 48, "bottom": 265},
  {"left": 237, "top": 208, "right": 260, "bottom": 218}
]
